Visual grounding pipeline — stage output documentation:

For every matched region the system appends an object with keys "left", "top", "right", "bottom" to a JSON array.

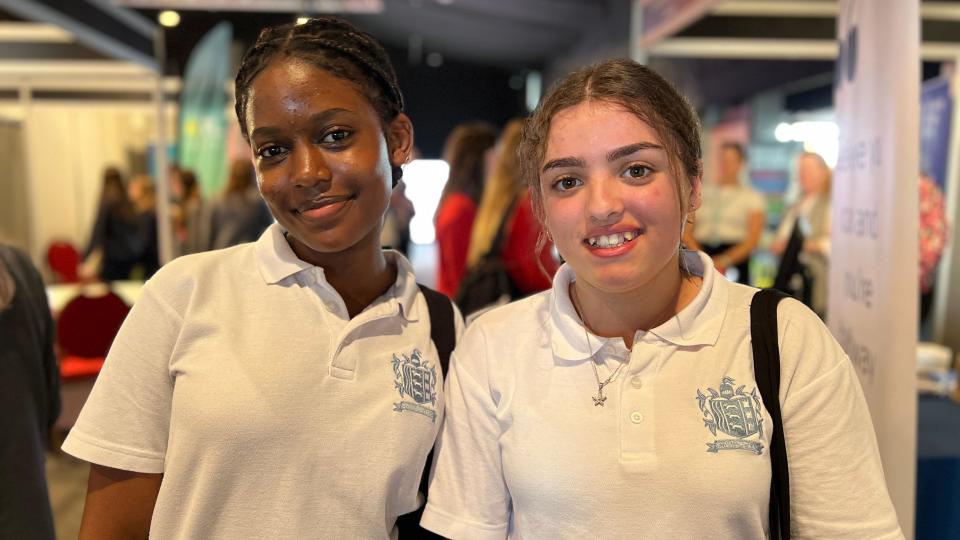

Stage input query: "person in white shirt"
[
  {"left": 421, "top": 58, "right": 902, "bottom": 539},
  {"left": 687, "top": 142, "right": 766, "bottom": 284},
  {"left": 63, "top": 16, "right": 461, "bottom": 539}
]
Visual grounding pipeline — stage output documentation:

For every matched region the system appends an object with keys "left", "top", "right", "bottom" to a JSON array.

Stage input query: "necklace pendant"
[{"left": 592, "top": 394, "right": 607, "bottom": 406}]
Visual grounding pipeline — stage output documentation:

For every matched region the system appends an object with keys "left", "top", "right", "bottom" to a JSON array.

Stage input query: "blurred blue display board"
[
  {"left": 920, "top": 77, "right": 953, "bottom": 191},
  {"left": 178, "top": 22, "right": 232, "bottom": 196}
]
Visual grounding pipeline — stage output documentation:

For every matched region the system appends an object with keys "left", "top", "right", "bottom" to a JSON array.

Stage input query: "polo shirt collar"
[
  {"left": 254, "top": 224, "right": 420, "bottom": 321},
  {"left": 645, "top": 250, "right": 726, "bottom": 347},
  {"left": 389, "top": 250, "right": 421, "bottom": 322},
  {"left": 548, "top": 250, "right": 726, "bottom": 362},
  {"left": 255, "top": 223, "right": 313, "bottom": 284}
]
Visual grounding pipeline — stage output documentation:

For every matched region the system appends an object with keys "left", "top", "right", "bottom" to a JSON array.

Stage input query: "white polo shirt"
[
  {"left": 63, "top": 223, "right": 463, "bottom": 539},
  {"left": 694, "top": 183, "right": 766, "bottom": 245},
  {"left": 422, "top": 250, "right": 901, "bottom": 539}
]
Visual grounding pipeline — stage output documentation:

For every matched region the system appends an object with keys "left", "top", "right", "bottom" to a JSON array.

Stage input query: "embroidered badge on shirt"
[
  {"left": 392, "top": 349, "right": 439, "bottom": 422},
  {"left": 696, "top": 376, "right": 765, "bottom": 454}
]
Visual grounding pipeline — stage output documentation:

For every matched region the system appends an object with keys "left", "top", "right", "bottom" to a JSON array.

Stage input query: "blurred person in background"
[
  {"left": 0, "top": 243, "right": 59, "bottom": 539},
  {"left": 82, "top": 167, "right": 142, "bottom": 281},
  {"left": 919, "top": 172, "right": 949, "bottom": 328},
  {"left": 128, "top": 174, "right": 160, "bottom": 279},
  {"left": 771, "top": 151, "right": 832, "bottom": 317},
  {"left": 686, "top": 142, "right": 765, "bottom": 284},
  {"left": 381, "top": 178, "right": 415, "bottom": 256},
  {"left": 207, "top": 158, "right": 274, "bottom": 250},
  {"left": 171, "top": 167, "right": 207, "bottom": 255},
  {"left": 464, "top": 118, "right": 558, "bottom": 298},
  {"left": 434, "top": 121, "right": 497, "bottom": 297}
]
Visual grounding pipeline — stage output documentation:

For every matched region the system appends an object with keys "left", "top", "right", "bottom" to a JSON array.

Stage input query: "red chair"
[
  {"left": 47, "top": 241, "right": 80, "bottom": 283},
  {"left": 55, "top": 289, "right": 131, "bottom": 430}
]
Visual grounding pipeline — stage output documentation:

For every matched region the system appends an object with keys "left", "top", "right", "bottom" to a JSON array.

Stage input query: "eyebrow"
[
  {"left": 606, "top": 142, "right": 663, "bottom": 162},
  {"left": 249, "top": 108, "right": 354, "bottom": 140},
  {"left": 542, "top": 142, "right": 664, "bottom": 173}
]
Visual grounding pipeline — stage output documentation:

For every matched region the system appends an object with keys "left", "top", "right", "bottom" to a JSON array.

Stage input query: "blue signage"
[{"left": 920, "top": 77, "right": 953, "bottom": 190}]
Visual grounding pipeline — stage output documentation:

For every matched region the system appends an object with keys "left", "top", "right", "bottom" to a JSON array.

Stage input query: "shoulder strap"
[
  {"left": 417, "top": 283, "right": 455, "bottom": 375},
  {"left": 397, "top": 285, "right": 455, "bottom": 538},
  {"left": 750, "top": 288, "right": 792, "bottom": 540}
]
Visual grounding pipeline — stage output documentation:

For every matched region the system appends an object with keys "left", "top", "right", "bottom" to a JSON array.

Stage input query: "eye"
[
  {"left": 624, "top": 164, "right": 653, "bottom": 180},
  {"left": 321, "top": 129, "right": 352, "bottom": 144},
  {"left": 257, "top": 145, "right": 287, "bottom": 159},
  {"left": 552, "top": 176, "right": 583, "bottom": 192}
]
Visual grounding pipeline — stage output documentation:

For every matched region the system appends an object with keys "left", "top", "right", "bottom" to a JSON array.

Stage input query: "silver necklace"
[
  {"left": 589, "top": 353, "right": 626, "bottom": 406},
  {"left": 573, "top": 285, "right": 627, "bottom": 407}
]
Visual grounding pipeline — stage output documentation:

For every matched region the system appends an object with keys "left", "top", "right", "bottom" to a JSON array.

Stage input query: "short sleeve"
[
  {"left": 776, "top": 300, "right": 902, "bottom": 539},
  {"left": 746, "top": 188, "right": 766, "bottom": 214},
  {"left": 61, "top": 284, "right": 182, "bottom": 473},
  {"left": 422, "top": 324, "right": 510, "bottom": 539}
]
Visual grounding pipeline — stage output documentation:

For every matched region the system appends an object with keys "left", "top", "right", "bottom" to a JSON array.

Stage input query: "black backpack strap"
[
  {"left": 396, "top": 284, "right": 456, "bottom": 538},
  {"left": 418, "top": 283, "right": 455, "bottom": 375},
  {"left": 751, "top": 288, "right": 792, "bottom": 540}
]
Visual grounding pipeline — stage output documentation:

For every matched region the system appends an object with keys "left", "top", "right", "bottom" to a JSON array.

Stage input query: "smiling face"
[
  {"left": 244, "top": 57, "right": 411, "bottom": 264},
  {"left": 540, "top": 100, "right": 700, "bottom": 294}
]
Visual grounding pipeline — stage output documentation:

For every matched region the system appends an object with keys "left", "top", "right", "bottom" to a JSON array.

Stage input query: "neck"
[
  {"left": 571, "top": 253, "right": 701, "bottom": 348},
  {"left": 289, "top": 230, "right": 396, "bottom": 318}
]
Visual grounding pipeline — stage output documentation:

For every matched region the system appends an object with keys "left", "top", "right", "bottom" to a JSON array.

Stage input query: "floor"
[{"left": 45, "top": 450, "right": 86, "bottom": 540}]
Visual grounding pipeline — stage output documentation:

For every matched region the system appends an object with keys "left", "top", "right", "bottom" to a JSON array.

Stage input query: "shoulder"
[
  {"left": 141, "top": 243, "right": 256, "bottom": 312},
  {"left": 442, "top": 193, "right": 477, "bottom": 214},
  {"left": 462, "top": 291, "right": 551, "bottom": 346},
  {"left": 742, "top": 186, "right": 766, "bottom": 209},
  {"left": 765, "top": 292, "right": 848, "bottom": 396}
]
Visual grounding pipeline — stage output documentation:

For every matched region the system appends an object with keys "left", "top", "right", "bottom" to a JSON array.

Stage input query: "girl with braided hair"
[{"left": 64, "top": 17, "right": 462, "bottom": 538}]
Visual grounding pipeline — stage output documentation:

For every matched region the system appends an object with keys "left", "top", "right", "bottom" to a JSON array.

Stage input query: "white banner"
[{"left": 830, "top": 1, "right": 919, "bottom": 536}]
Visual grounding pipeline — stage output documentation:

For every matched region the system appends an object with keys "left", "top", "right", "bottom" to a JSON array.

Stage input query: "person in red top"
[
  {"left": 434, "top": 122, "right": 497, "bottom": 296},
  {"left": 467, "top": 119, "right": 558, "bottom": 295}
]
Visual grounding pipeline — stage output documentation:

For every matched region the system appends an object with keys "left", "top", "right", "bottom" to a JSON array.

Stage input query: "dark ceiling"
[{"left": 4, "top": 0, "right": 959, "bottom": 155}]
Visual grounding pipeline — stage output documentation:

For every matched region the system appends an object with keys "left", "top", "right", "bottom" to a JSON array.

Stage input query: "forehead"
[
  {"left": 245, "top": 57, "right": 372, "bottom": 129},
  {"left": 544, "top": 100, "right": 661, "bottom": 159}
]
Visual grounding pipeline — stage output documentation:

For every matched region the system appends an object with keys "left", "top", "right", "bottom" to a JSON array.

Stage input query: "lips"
[
  {"left": 295, "top": 194, "right": 354, "bottom": 220},
  {"left": 584, "top": 228, "right": 643, "bottom": 249}
]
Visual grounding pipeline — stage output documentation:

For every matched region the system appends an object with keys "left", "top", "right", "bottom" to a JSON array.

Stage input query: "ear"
[
  {"left": 386, "top": 113, "right": 414, "bottom": 167},
  {"left": 689, "top": 169, "right": 703, "bottom": 212}
]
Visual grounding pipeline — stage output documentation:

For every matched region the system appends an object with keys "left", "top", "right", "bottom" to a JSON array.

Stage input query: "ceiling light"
[{"left": 158, "top": 10, "right": 180, "bottom": 28}]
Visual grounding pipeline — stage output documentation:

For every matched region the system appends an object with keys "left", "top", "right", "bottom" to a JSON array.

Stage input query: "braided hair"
[{"left": 235, "top": 17, "right": 406, "bottom": 184}]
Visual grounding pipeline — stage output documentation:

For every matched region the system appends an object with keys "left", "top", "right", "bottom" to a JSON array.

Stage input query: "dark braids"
[{"left": 235, "top": 16, "right": 406, "bottom": 184}]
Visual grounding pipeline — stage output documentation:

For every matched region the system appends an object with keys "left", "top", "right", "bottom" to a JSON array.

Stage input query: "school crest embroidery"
[
  {"left": 392, "top": 349, "right": 439, "bottom": 422},
  {"left": 696, "top": 376, "right": 765, "bottom": 454}
]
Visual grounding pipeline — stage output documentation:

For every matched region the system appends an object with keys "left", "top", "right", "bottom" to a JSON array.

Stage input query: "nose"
[
  {"left": 290, "top": 143, "right": 331, "bottom": 190},
  {"left": 585, "top": 176, "right": 623, "bottom": 225}
]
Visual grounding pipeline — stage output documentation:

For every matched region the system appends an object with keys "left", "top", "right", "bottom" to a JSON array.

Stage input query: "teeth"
[{"left": 587, "top": 230, "right": 641, "bottom": 248}]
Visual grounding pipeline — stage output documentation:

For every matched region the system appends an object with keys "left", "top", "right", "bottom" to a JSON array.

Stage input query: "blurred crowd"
[{"left": 79, "top": 158, "right": 273, "bottom": 283}]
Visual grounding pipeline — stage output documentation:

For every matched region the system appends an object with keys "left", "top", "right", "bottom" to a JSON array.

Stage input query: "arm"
[
  {"left": 62, "top": 280, "right": 183, "bottom": 534},
  {"left": 422, "top": 325, "right": 511, "bottom": 539},
  {"left": 776, "top": 300, "right": 902, "bottom": 538},
  {"left": 714, "top": 210, "right": 764, "bottom": 269},
  {"left": 85, "top": 203, "right": 109, "bottom": 259},
  {"left": 79, "top": 466, "right": 163, "bottom": 539}
]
